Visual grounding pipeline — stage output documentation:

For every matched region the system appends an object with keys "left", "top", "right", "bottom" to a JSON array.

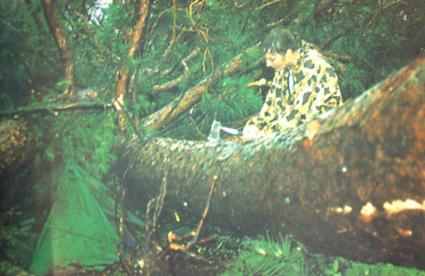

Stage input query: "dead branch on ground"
[{"left": 168, "top": 175, "right": 217, "bottom": 252}]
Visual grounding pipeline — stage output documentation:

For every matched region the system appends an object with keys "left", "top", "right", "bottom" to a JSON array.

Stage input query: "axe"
[{"left": 207, "top": 120, "right": 240, "bottom": 141}]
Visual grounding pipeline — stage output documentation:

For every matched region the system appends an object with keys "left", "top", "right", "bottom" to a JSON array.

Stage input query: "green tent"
[{"left": 29, "top": 167, "right": 119, "bottom": 274}]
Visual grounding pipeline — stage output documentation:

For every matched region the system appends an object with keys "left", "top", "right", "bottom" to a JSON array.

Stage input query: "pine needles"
[
  {"left": 223, "top": 234, "right": 309, "bottom": 276},
  {"left": 222, "top": 234, "right": 425, "bottom": 276}
]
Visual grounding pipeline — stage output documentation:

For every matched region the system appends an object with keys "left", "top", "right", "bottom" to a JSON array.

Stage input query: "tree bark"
[
  {"left": 0, "top": 120, "right": 35, "bottom": 177},
  {"left": 114, "top": 0, "right": 152, "bottom": 129},
  {"left": 120, "top": 55, "right": 425, "bottom": 268},
  {"left": 0, "top": 102, "right": 113, "bottom": 117},
  {"left": 0, "top": 101, "right": 112, "bottom": 176},
  {"left": 41, "top": 0, "right": 77, "bottom": 99},
  {"left": 142, "top": 45, "right": 263, "bottom": 129}
]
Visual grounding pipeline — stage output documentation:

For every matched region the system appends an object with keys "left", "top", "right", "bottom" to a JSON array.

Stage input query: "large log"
[
  {"left": 0, "top": 119, "right": 35, "bottom": 177},
  {"left": 121, "top": 55, "right": 425, "bottom": 268}
]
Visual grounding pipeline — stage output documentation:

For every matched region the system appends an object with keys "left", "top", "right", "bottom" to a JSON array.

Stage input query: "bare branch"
[{"left": 0, "top": 102, "right": 113, "bottom": 117}]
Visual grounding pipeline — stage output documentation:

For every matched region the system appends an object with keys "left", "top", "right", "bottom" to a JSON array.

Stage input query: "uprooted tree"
[
  {"left": 119, "top": 55, "right": 425, "bottom": 269},
  {"left": 2, "top": 54, "right": 425, "bottom": 268},
  {"left": 1, "top": 1, "right": 425, "bottom": 274},
  {"left": 1, "top": 51, "right": 424, "bottom": 271}
]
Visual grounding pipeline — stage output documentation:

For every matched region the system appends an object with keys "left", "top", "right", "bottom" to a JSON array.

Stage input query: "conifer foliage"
[
  {"left": 1, "top": 0, "right": 424, "bottom": 138},
  {"left": 0, "top": 0, "right": 424, "bottom": 274}
]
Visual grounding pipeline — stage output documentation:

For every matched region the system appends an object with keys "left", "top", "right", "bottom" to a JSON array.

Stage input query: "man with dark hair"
[{"left": 243, "top": 28, "right": 343, "bottom": 138}]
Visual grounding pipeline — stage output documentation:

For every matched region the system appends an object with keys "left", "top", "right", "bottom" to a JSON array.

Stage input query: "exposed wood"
[
  {"left": 142, "top": 45, "right": 263, "bottom": 129},
  {"left": 121, "top": 55, "right": 425, "bottom": 269},
  {"left": 41, "top": 0, "right": 77, "bottom": 99},
  {"left": 114, "top": 0, "right": 152, "bottom": 129}
]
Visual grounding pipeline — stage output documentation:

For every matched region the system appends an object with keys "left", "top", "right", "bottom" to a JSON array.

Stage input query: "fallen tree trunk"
[
  {"left": 0, "top": 102, "right": 113, "bottom": 176},
  {"left": 0, "top": 119, "right": 35, "bottom": 177},
  {"left": 120, "top": 55, "right": 425, "bottom": 268}
]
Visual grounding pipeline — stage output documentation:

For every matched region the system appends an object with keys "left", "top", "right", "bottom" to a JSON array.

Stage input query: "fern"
[
  {"left": 223, "top": 235, "right": 425, "bottom": 276},
  {"left": 223, "top": 235, "right": 309, "bottom": 276}
]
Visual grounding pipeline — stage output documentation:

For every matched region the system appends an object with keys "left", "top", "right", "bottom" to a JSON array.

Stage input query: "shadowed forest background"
[{"left": 1, "top": 0, "right": 425, "bottom": 275}]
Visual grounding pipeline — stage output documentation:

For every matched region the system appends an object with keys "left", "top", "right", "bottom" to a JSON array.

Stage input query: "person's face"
[{"left": 265, "top": 49, "right": 297, "bottom": 71}]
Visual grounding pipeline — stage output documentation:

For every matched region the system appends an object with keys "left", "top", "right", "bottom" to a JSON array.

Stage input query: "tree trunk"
[
  {"left": 41, "top": 0, "right": 77, "bottom": 99},
  {"left": 114, "top": 0, "right": 152, "bottom": 129},
  {"left": 0, "top": 120, "right": 35, "bottom": 177},
  {"left": 120, "top": 55, "right": 425, "bottom": 269}
]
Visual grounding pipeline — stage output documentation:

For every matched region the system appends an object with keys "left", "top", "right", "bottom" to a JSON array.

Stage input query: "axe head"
[{"left": 207, "top": 120, "right": 222, "bottom": 141}]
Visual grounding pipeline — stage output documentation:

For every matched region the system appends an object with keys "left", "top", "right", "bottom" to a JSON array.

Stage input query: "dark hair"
[{"left": 263, "top": 28, "right": 300, "bottom": 54}]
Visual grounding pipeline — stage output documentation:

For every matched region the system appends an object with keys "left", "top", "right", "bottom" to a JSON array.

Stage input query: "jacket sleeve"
[{"left": 243, "top": 88, "right": 281, "bottom": 136}]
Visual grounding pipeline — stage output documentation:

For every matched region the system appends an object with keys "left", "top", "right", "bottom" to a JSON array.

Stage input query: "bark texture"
[
  {"left": 41, "top": 0, "right": 77, "bottom": 99},
  {"left": 0, "top": 120, "right": 35, "bottom": 177},
  {"left": 121, "top": 55, "right": 425, "bottom": 268},
  {"left": 0, "top": 102, "right": 112, "bottom": 117},
  {"left": 142, "top": 45, "right": 263, "bottom": 129},
  {"left": 114, "top": 0, "right": 152, "bottom": 129}
]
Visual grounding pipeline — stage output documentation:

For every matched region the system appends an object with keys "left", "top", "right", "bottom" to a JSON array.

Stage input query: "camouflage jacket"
[{"left": 243, "top": 44, "right": 343, "bottom": 136}]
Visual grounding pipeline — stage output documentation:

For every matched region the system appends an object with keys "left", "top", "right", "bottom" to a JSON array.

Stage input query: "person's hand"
[
  {"left": 242, "top": 125, "right": 261, "bottom": 140},
  {"left": 247, "top": 78, "right": 269, "bottom": 87},
  {"left": 305, "top": 119, "right": 321, "bottom": 140}
]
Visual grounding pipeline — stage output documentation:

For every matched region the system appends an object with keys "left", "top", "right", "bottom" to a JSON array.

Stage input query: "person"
[{"left": 242, "top": 28, "right": 343, "bottom": 139}]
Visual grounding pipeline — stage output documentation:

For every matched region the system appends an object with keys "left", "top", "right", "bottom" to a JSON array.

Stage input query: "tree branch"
[
  {"left": 0, "top": 102, "right": 113, "bottom": 117},
  {"left": 142, "top": 44, "right": 263, "bottom": 129},
  {"left": 114, "top": 0, "right": 152, "bottom": 130}
]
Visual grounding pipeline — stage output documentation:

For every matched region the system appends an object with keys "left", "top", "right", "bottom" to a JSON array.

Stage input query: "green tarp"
[{"left": 29, "top": 167, "right": 119, "bottom": 274}]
